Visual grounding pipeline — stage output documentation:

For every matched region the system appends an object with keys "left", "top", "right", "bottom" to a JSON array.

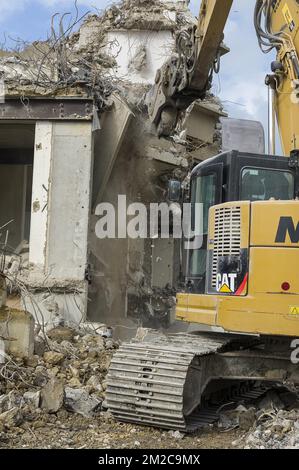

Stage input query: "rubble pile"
[
  {"left": 242, "top": 409, "right": 299, "bottom": 449},
  {"left": 1, "top": 329, "right": 299, "bottom": 449},
  {"left": 218, "top": 390, "right": 299, "bottom": 449},
  {"left": 0, "top": 324, "right": 118, "bottom": 445},
  {"left": 0, "top": 27, "right": 115, "bottom": 109},
  {"left": 95, "top": 0, "right": 193, "bottom": 31}
]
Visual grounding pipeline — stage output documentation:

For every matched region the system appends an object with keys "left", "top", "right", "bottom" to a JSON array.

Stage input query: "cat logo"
[
  {"left": 275, "top": 217, "right": 299, "bottom": 243},
  {"left": 216, "top": 273, "right": 237, "bottom": 294}
]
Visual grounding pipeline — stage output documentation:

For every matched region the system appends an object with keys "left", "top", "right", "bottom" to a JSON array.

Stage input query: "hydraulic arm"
[
  {"left": 147, "top": 0, "right": 233, "bottom": 136},
  {"left": 255, "top": 0, "right": 299, "bottom": 155},
  {"left": 148, "top": 0, "right": 299, "bottom": 157}
]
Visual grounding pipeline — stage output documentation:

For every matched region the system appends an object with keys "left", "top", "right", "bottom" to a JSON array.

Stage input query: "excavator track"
[
  {"left": 106, "top": 332, "right": 248, "bottom": 431},
  {"left": 106, "top": 331, "right": 299, "bottom": 432}
]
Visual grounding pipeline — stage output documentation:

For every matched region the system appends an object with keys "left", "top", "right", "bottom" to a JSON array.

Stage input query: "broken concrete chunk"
[
  {"left": 95, "top": 336, "right": 105, "bottom": 350},
  {"left": 238, "top": 407, "right": 256, "bottom": 431},
  {"left": 6, "top": 391, "right": 23, "bottom": 410},
  {"left": 64, "top": 387, "right": 101, "bottom": 418},
  {"left": 34, "top": 336, "right": 47, "bottom": 357},
  {"left": 97, "top": 325, "right": 113, "bottom": 338},
  {"left": 81, "top": 334, "right": 106, "bottom": 352},
  {"left": 43, "top": 351, "right": 64, "bottom": 365},
  {"left": 41, "top": 378, "right": 64, "bottom": 413},
  {"left": 67, "top": 377, "right": 82, "bottom": 388},
  {"left": 105, "top": 339, "right": 115, "bottom": 350},
  {"left": 219, "top": 405, "right": 256, "bottom": 431},
  {"left": 0, "top": 308, "right": 34, "bottom": 358},
  {"left": 99, "top": 354, "right": 111, "bottom": 372},
  {"left": 168, "top": 430, "right": 184, "bottom": 440},
  {"left": 47, "top": 326, "right": 75, "bottom": 343},
  {"left": 218, "top": 410, "right": 239, "bottom": 430},
  {"left": 23, "top": 391, "right": 41, "bottom": 408},
  {"left": 0, "top": 395, "right": 8, "bottom": 414},
  {"left": 25, "top": 355, "right": 39, "bottom": 368},
  {"left": 47, "top": 366, "right": 60, "bottom": 378},
  {"left": 0, "top": 407, "right": 23, "bottom": 429},
  {"left": 33, "top": 366, "right": 48, "bottom": 387},
  {"left": 86, "top": 375, "right": 100, "bottom": 388},
  {"left": 69, "top": 365, "right": 80, "bottom": 378}
]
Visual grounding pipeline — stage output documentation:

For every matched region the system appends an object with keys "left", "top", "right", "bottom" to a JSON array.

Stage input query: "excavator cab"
[
  {"left": 176, "top": 150, "right": 299, "bottom": 338},
  {"left": 186, "top": 150, "right": 298, "bottom": 295}
]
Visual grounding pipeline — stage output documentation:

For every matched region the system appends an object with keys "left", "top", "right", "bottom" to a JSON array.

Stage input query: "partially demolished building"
[{"left": 0, "top": 0, "right": 230, "bottom": 350}]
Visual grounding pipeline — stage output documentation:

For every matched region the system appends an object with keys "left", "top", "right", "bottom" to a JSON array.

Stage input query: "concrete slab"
[{"left": 0, "top": 307, "right": 34, "bottom": 358}]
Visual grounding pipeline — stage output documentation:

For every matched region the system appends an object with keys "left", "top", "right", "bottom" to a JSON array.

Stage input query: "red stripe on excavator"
[{"left": 235, "top": 273, "right": 248, "bottom": 296}]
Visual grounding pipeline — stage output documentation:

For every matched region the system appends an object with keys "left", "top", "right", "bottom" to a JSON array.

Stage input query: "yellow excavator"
[{"left": 106, "top": 0, "right": 299, "bottom": 431}]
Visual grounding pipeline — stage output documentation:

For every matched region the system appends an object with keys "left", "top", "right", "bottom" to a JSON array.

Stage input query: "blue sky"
[{"left": 0, "top": 0, "right": 275, "bottom": 147}]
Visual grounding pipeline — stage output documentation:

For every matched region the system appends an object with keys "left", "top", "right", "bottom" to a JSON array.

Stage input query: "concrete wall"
[
  {"left": 28, "top": 121, "right": 93, "bottom": 325},
  {"left": 30, "top": 121, "right": 92, "bottom": 278},
  {"left": 107, "top": 30, "right": 174, "bottom": 84},
  {"left": 151, "top": 238, "right": 175, "bottom": 288},
  {"left": 47, "top": 123, "right": 93, "bottom": 280}
]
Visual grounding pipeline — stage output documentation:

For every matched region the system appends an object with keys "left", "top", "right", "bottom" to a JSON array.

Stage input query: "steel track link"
[{"left": 106, "top": 333, "right": 234, "bottom": 431}]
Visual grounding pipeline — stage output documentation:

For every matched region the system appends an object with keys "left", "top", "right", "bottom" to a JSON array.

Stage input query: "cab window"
[
  {"left": 241, "top": 168, "right": 294, "bottom": 201},
  {"left": 189, "top": 173, "right": 216, "bottom": 277},
  {"left": 191, "top": 173, "right": 216, "bottom": 235}
]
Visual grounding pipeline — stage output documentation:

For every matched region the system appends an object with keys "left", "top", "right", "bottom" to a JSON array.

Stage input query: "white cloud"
[{"left": 0, "top": 0, "right": 29, "bottom": 21}]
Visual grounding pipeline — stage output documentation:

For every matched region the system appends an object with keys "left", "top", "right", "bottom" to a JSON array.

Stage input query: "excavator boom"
[
  {"left": 255, "top": 0, "right": 299, "bottom": 155},
  {"left": 149, "top": 0, "right": 299, "bottom": 156},
  {"left": 147, "top": 0, "right": 233, "bottom": 136}
]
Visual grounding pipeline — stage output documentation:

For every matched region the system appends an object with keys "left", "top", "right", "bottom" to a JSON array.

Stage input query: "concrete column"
[
  {"left": 29, "top": 121, "right": 53, "bottom": 268},
  {"left": 46, "top": 122, "right": 93, "bottom": 280},
  {"left": 27, "top": 121, "right": 93, "bottom": 325}
]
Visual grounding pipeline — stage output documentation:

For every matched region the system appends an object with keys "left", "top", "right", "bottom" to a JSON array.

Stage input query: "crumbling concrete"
[
  {"left": 0, "top": 0, "right": 225, "bottom": 336},
  {"left": 41, "top": 378, "right": 64, "bottom": 414},
  {"left": 0, "top": 1, "right": 193, "bottom": 101},
  {"left": 0, "top": 322, "right": 118, "bottom": 446}
]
